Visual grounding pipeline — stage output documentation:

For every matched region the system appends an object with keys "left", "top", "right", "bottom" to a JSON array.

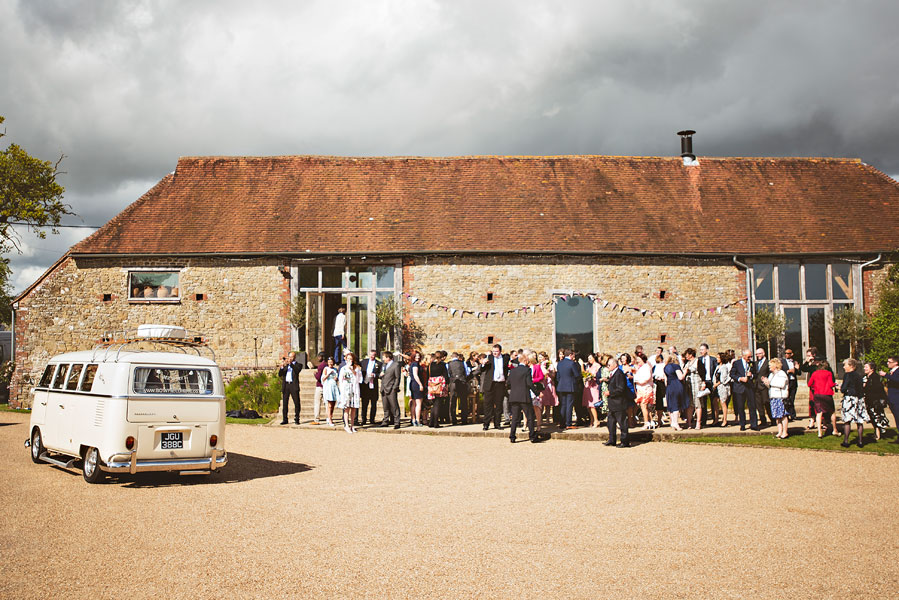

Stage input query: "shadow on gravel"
[
  {"left": 0, "top": 422, "right": 17, "bottom": 427},
  {"left": 114, "top": 452, "right": 314, "bottom": 488}
]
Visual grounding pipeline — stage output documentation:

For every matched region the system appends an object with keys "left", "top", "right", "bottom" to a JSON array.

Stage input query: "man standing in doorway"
[
  {"left": 360, "top": 350, "right": 382, "bottom": 426},
  {"left": 333, "top": 306, "right": 347, "bottom": 363},
  {"left": 278, "top": 351, "right": 304, "bottom": 425},
  {"left": 556, "top": 349, "right": 582, "bottom": 430}
]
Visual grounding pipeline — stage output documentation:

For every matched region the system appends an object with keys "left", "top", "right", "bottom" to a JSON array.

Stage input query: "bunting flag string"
[{"left": 400, "top": 292, "right": 748, "bottom": 320}]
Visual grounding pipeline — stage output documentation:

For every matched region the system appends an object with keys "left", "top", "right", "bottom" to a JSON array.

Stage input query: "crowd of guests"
[{"left": 286, "top": 344, "right": 899, "bottom": 447}]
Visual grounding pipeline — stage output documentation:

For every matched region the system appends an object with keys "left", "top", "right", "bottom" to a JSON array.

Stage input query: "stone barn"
[{"left": 9, "top": 147, "right": 899, "bottom": 406}]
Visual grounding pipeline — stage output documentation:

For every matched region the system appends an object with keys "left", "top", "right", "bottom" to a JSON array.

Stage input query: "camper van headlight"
[
  {"left": 125, "top": 436, "right": 135, "bottom": 450},
  {"left": 209, "top": 435, "right": 218, "bottom": 448}
]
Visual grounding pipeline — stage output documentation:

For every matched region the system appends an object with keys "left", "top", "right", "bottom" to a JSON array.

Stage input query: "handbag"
[{"left": 427, "top": 376, "right": 447, "bottom": 399}]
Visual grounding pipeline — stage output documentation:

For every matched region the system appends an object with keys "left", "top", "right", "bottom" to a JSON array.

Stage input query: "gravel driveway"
[{"left": 2, "top": 411, "right": 897, "bottom": 599}]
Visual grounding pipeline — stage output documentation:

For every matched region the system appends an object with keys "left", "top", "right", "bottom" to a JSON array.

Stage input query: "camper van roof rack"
[{"left": 91, "top": 328, "right": 215, "bottom": 362}]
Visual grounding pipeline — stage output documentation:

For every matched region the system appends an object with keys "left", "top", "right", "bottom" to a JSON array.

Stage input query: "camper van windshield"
[{"left": 132, "top": 368, "right": 214, "bottom": 395}]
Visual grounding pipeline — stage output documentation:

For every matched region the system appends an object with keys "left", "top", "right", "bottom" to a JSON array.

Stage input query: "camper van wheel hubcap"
[
  {"left": 84, "top": 448, "right": 98, "bottom": 477},
  {"left": 31, "top": 431, "right": 41, "bottom": 459}
]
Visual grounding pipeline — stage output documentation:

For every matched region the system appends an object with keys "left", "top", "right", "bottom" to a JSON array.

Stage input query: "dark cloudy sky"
[{"left": 3, "top": 0, "right": 899, "bottom": 292}]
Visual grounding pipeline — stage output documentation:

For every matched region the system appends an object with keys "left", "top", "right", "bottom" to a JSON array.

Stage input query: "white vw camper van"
[{"left": 25, "top": 326, "right": 227, "bottom": 483}]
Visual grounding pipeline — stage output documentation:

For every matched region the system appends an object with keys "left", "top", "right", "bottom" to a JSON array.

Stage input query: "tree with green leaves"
[
  {"left": 830, "top": 305, "right": 869, "bottom": 360},
  {"left": 375, "top": 294, "right": 402, "bottom": 351},
  {"left": 867, "top": 263, "right": 899, "bottom": 369},
  {"left": 0, "top": 115, "right": 71, "bottom": 324},
  {"left": 753, "top": 307, "right": 789, "bottom": 357}
]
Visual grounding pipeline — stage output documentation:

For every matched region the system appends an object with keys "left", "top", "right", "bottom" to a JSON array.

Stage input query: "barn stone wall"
[
  {"left": 404, "top": 256, "right": 750, "bottom": 357},
  {"left": 10, "top": 256, "right": 291, "bottom": 407}
]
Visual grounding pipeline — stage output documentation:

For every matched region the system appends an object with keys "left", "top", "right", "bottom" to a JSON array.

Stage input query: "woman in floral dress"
[
  {"left": 633, "top": 352, "right": 656, "bottom": 429},
  {"left": 338, "top": 352, "right": 362, "bottom": 434},
  {"left": 840, "top": 358, "right": 869, "bottom": 448}
]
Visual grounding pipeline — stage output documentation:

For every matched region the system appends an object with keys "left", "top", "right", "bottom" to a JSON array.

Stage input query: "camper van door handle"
[
  {"left": 40, "top": 401, "right": 47, "bottom": 406},
  {"left": 58, "top": 404, "right": 64, "bottom": 409}
]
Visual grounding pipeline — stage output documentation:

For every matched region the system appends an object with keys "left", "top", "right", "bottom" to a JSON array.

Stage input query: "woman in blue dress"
[
  {"left": 321, "top": 356, "right": 339, "bottom": 427},
  {"left": 664, "top": 355, "right": 686, "bottom": 430},
  {"left": 408, "top": 351, "right": 425, "bottom": 427}
]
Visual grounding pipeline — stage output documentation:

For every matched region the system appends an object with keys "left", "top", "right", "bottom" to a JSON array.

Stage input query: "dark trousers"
[
  {"left": 607, "top": 409, "right": 629, "bottom": 445},
  {"left": 483, "top": 384, "right": 505, "bottom": 428},
  {"left": 786, "top": 380, "right": 798, "bottom": 419},
  {"left": 449, "top": 380, "right": 468, "bottom": 424},
  {"left": 429, "top": 396, "right": 445, "bottom": 427},
  {"left": 282, "top": 387, "right": 300, "bottom": 422},
  {"left": 701, "top": 379, "right": 714, "bottom": 423},
  {"left": 559, "top": 392, "right": 576, "bottom": 428},
  {"left": 333, "top": 335, "right": 345, "bottom": 362},
  {"left": 733, "top": 386, "right": 758, "bottom": 429},
  {"left": 510, "top": 403, "right": 536, "bottom": 441},
  {"left": 380, "top": 389, "right": 400, "bottom": 425},
  {"left": 360, "top": 389, "right": 378, "bottom": 424}
]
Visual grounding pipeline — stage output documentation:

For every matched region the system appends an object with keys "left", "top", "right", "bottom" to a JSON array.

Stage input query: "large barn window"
[
  {"left": 750, "top": 261, "right": 860, "bottom": 376},
  {"left": 129, "top": 271, "right": 180, "bottom": 301}
]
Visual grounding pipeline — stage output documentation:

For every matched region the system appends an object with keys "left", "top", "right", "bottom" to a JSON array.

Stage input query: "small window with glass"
[
  {"left": 38, "top": 364, "right": 56, "bottom": 388},
  {"left": 129, "top": 271, "right": 180, "bottom": 301},
  {"left": 65, "top": 364, "right": 84, "bottom": 391},
  {"left": 50, "top": 365, "right": 70, "bottom": 390},
  {"left": 80, "top": 365, "right": 99, "bottom": 392}
]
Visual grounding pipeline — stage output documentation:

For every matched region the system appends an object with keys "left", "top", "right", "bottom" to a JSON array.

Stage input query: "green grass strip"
[{"left": 673, "top": 429, "right": 899, "bottom": 455}]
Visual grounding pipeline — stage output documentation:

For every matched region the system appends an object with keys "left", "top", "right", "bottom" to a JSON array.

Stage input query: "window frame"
[{"left": 127, "top": 269, "right": 182, "bottom": 303}]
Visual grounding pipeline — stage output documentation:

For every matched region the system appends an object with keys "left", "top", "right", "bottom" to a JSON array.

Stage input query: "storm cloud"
[{"left": 3, "top": 0, "right": 899, "bottom": 291}]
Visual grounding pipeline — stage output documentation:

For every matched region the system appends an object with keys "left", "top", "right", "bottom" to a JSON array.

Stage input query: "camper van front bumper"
[{"left": 101, "top": 448, "right": 227, "bottom": 474}]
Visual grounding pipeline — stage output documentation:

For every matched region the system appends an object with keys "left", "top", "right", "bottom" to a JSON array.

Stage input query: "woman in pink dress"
[
  {"left": 582, "top": 353, "right": 602, "bottom": 427},
  {"left": 538, "top": 351, "right": 558, "bottom": 410}
]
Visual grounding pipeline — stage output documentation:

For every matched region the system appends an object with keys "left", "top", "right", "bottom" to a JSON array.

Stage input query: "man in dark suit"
[
  {"left": 697, "top": 343, "right": 718, "bottom": 426},
  {"left": 730, "top": 349, "right": 758, "bottom": 431},
  {"left": 480, "top": 344, "right": 510, "bottom": 431},
  {"left": 379, "top": 351, "right": 402, "bottom": 428},
  {"left": 446, "top": 352, "right": 469, "bottom": 425},
  {"left": 359, "top": 350, "right": 382, "bottom": 426},
  {"left": 754, "top": 347, "right": 772, "bottom": 427},
  {"left": 783, "top": 348, "right": 799, "bottom": 420},
  {"left": 508, "top": 357, "right": 541, "bottom": 443},
  {"left": 604, "top": 356, "right": 632, "bottom": 447},
  {"left": 879, "top": 356, "right": 899, "bottom": 441},
  {"left": 555, "top": 349, "right": 582, "bottom": 429},
  {"left": 278, "top": 351, "right": 303, "bottom": 425}
]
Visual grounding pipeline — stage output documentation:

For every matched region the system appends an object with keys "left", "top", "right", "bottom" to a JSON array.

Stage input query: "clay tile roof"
[{"left": 70, "top": 155, "right": 899, "bottom": 256}]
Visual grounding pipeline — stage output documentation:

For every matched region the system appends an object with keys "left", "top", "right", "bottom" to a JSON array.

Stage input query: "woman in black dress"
[{"left": 863, "top": 362, "right": 891, "bottom": 441}]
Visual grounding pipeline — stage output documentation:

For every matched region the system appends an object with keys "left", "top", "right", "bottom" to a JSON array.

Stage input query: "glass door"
[
  {"left": 344, "top": 293, "right": 373, "bottom": 359},
  {"left": 306, "top": 293, "right": 324, "bottom": 362}
]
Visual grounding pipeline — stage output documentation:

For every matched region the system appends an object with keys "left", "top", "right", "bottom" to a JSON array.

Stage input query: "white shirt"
[
  {"left": 702, "top": 355, "right": 712, "bottom": 380},
  {"left": 492, "top": 356, "right": 505, "bottom": 382},
  {"left": 333, "top": 312, "right": 346, "bottom": 336},
  {"left": 652, "top": 359, "right": 666, "bottom": 380},
  {"left": 365, "top": 359, "right": 376, "bottom": 388}
]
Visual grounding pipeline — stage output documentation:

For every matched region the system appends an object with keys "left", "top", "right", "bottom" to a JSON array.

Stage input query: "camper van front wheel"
[
  {"left": 82, "top": 447, "right": 104, "bottom": 484},
  {"left": 30, "top": 429, "right": 43, "bottom": 464}
]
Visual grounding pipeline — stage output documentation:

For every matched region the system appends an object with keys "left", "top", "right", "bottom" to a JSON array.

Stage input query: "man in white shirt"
[
  {"left": 332, "top": 306, "right": 347, "bottom": 362},
  {"left": 697, "top": 343, "right": 718, "bottom": 426}
]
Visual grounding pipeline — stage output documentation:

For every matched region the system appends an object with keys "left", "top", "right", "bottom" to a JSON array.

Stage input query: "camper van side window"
[
  {"left": 38, "top": 365, "right": 55, "bottom": 388},
  {"left": 80, "top": 365, "right": 98, "bottom": 392},
  {"left": 50, "top": 365, "right": 70, "bottom": 389},
  {"left": 65, "top": 364, "right": 84, "bottom": 391}
]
